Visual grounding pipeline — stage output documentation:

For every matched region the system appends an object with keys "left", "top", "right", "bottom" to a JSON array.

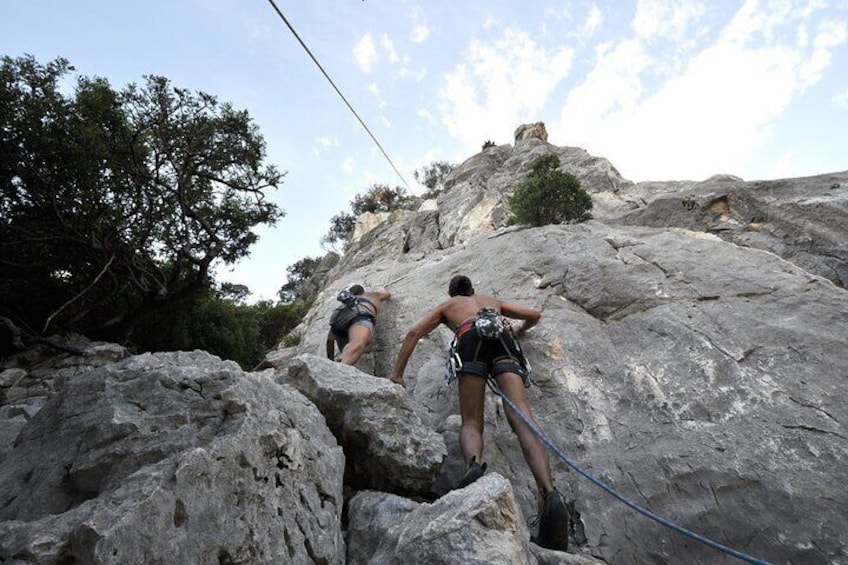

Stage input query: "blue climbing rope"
[{"left": 487, "top": 381, "right": 771, "bottom": 565}]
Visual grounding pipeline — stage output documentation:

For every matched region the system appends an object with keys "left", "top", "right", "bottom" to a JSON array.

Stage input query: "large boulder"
[
  {"left": 346, "top": 473, "right": 604, "bottom": 564},
  {"left": 349, "top": 480, "right": 528, "bottom": 564},
  {"left": 0, "top": 351, "right": 345, "bottom": 564},
  {"left": 280, "top": 355, "right": 447, "bottom": 496}
]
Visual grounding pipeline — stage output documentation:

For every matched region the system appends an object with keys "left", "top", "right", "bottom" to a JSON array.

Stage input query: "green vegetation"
[
  {"left": 0, "top": 55, "right": 287, "bottom": 367},
  {"left": 508, "top": 154, "right": 592, "bottom": 226},
  {"left": 131, "top": 286, "right": 311, "bottom": 370},
  {"left": 414, "top": 160, "right": 456, "bottom": 199},
  {"left": 277, "top": 256, "right": 322, "bottom": 303},
  {"left": 321, "top": 183, "right": 417, "bottom": 249}
]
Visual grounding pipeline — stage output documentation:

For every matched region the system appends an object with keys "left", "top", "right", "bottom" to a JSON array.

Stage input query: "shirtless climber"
[
  {"left": 326, "top": 284, "right": 391, "bottom": 365},
  {"left": 389, "top": 274, "right": 569, "bottom": 551}
]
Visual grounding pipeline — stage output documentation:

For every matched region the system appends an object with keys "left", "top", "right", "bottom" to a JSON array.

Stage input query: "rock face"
[
  {"left": 615, "top": 171, "right": 848, "bottom": 288},
  {"left": 281, "top": 124, "right": 848, "bottom": 564},
  {"left": 279, "top": 355, "right": 446, "bottom": 496},
  {"left": 3, "top": 123, "right": 847, "bottom": 564},
  {"left": 0, "top": 351, "right": 345, "bottom": 564}
]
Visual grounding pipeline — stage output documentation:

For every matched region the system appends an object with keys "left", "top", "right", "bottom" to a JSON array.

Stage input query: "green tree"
[
  {"left": 414, "top": 160, "right": 456, "bottom": 199},
  {"left": 508, "top": 154, "right": 592, "bottom": 226},
  {"left": 0, "top": 55, "right": 284, "bottom": 341},
  {"left": 321, "top": 212, "right": 357, "bottom": 250},
  {"left": 350, "top": 183, "right": 414, "bottom": 215},
  {"left": 278, "top": 256, "right": 321, "bottom": 303},
  {"left": 321, "top": 183, "right": 416, "bottom": 249}
]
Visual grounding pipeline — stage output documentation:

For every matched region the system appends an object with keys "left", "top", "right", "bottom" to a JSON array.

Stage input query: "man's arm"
[
  {"left": 374, "top": 288, "right": 391, "bottom": 301},
  {"left": 326, "top": 330, "right": 335, "bottom": 359},
  {"left": 499, "top": 300, "right": 541, "bottom": 335},
  {"left": 390, "top": 306, "right": 444, "bottom": 386}
]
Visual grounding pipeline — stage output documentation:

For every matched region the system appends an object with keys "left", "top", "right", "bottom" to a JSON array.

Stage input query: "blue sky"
[{"left": 4, "top": 1, "right": 847, "bottom": 301}]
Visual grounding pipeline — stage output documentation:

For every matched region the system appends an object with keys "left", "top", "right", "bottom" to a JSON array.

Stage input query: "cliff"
[{"left": 2, "top": 124, "right": 846, "bottom": 564}]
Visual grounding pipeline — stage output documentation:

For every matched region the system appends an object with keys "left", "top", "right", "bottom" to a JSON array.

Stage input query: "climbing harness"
[
  {"left": 329, "top": 290, "right": 375, "bottom": 335},
  {"left": 444, "top": 335, "right": 463, "bottom": 386},
  {"left": 444, "top": 310, "right": 533, "bottom": 386},
  {"left": 485, "top": 378, "right": 770, "bottom": 565}
]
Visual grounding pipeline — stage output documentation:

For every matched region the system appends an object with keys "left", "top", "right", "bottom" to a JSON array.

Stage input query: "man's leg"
[
  {"left": 457, "top": 373, "right": 487, "bottom": 465},
  {"left": 340, "top": 324, "right": 372, "bottom": 365},
  {"left": 494, "top": 371, "right": 554, "bottom": 494}
]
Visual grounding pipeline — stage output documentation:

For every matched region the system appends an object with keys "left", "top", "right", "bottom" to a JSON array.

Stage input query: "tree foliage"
[
  {"left": 508, "top": 154, "right": 592, "bottom": 226},
  {"left": 131, "top": 287, "right": 310, "bottom": 370},
  {"left": 321, "top": 183, "right": 416, "bottom": 249},
  {"left": 0, "top": 55, "right": 284, "bottom": 340},
  {"left": 413, "top": 160, "right": 456, "bottom": 198},
  {"left": 277, "top": 256, "right": 321, "bottom": 303},
  {"left": 350, "top": 184, "right": 415, "bottom": 215}
]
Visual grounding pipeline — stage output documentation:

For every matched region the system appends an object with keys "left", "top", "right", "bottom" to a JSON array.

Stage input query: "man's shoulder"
[{"left": 363, "top": 290, "right": 388, "bottom": 302}]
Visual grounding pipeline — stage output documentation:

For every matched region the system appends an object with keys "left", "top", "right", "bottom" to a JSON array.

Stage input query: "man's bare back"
[{"left": 438, "top": 294, "right": 539, "bottom": 332}]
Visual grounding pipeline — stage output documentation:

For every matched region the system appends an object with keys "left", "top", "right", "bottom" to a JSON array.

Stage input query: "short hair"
[
  {"left": 448, "top": 275, "right": 474, "bottom": 297},
  {"left": 349, "top": 284, "right": 365, "bottom": 295}
]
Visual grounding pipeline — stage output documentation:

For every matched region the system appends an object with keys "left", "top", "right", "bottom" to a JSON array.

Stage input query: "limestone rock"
[
  {"left": 0, "top": 351, "right": 345, "bottom": 564},
  {"left": 346, "top": 474, "right": 536, "bottom": 564},
  {"left": 515, "top": 121, "right": 549, "bottom": 143},
  {"left": 615, "top": 170, "right": 848, "bottom": 288},
  {"left": 351, "top": 210, "right": 392, "bottom": 243},
  {"left": 284, "top": 217, "right": 848, "bottom": 564},
  {"left": 280, "top": 355, "right": 447, "bottom": 496}
]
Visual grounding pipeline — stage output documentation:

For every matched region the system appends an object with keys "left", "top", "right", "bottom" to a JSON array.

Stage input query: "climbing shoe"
[
  {"left": 454, "top": 457, "right": 487, "bottom": 490},
  {"left": 532, "top": 489, "right": 569, "bottom": 551}
]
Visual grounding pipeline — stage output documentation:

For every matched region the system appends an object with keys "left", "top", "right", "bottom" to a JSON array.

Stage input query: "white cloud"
[
  {"left": 482, "top": 14, "right": 498, "bottom": 31},
  {"left": 766, "top": 150, "right": 796, "bottom": 179},
  {"left": 834, "top": 89, "right": 848, "bottom": 109},
  {"left": 342, "top": 157, "right": 355, "bottom": 174},
  {"left": 800, "top": 19, "right": 847, "bottom": 84},
  {"left": 381, "top": 34, "right": 400, "bottom": 63},
  {"left": 545, "top": 6, "right": 573, "bottom": 21},
  {"left": 633, "top": 0, "right": 707, "bottom": 42},
  {"left": 552, "top": 0, "right": 845, "bottom": 181},
  {"left": 581, "top": 4, "right": 604, "bottom": 39},
  {"left": 354, "top": 33, "right": 377, "bottom": 73},
  {"left": 314, "top": 135, "right": 339, "bottom": 149},
  {"left": 366, "top": 82, "right": 387, "bottom": 110},
  {"left": 399, "top": 66, "right": 428, "bottom": 82},
  {"left": 418, "top": 108, "right": 436, "bottom": 125},
  {"left": 438, "top": 28, "right": 574, "bottom": 146},
  {"left": 380, "top": 115, "right": 391, "bottom": 128},
  {"left": 410, "top": 24, "right": 430, "bottom": 43}
]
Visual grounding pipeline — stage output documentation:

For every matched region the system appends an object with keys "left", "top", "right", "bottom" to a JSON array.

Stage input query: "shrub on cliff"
[{"left": 509, "top": 154, "right": 592, "bottom": 226}]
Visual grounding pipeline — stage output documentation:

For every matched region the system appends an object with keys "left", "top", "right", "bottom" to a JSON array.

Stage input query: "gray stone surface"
[
  {"left": 347, "top": 473, "right": 605, "bottom": 565},
  {"left": 346, "top": 474, "right": 535, "bottom": 565},
  {"left": 615, "top": 170, "right": 848, "bottom": 288},
  {"left": 0, "top": 351, "right": 345, "bottom": 564},
  {"left": 286, "top": 217, "right": 848, "bottom": 563},
  {"left": 280, "top": 355, "right": 446, "bottom": 496},
  {"left": 5, "top": 123, "right": 848, "bottom": 564}
]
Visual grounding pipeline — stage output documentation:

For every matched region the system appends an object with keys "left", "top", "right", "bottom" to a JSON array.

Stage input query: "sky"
[{"left": 3, "top": 1, "right": 847, "bottom": 301}]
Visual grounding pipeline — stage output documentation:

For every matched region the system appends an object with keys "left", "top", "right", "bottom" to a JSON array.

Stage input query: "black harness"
[
  {"left": 444, "top": 309, "right": 532, "bottom": 386},
  {"left": 329, "top": 296, "right": 376, "bottom": 337}
]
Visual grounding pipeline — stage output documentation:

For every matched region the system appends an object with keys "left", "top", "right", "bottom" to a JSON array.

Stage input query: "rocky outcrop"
[
  {"left": 0, "top": 351, "right": 345, "bottom": 564},
  {"left": 515, "top": 122, "right": 549, "bottom": 143},
  {"left": 290, "top": 216, "right": 848, "bottom": 563},
  {"left": 615, "top": 171, "right": 848, "bottom": 288},
  {"left": 0, "top": 336, "right": 130, "bottom": 462},
  {"left": 346, "top": 473, "right": 604, "bottom": 565},
  {"left": 279, "top": 355, "right": 446, "bottom": 496},
  {"left": 3, "top": 123, "right": 847, "bottom": 564},
  {"left": 279, "top": 124, "right": 848, "bottom": 564}
]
